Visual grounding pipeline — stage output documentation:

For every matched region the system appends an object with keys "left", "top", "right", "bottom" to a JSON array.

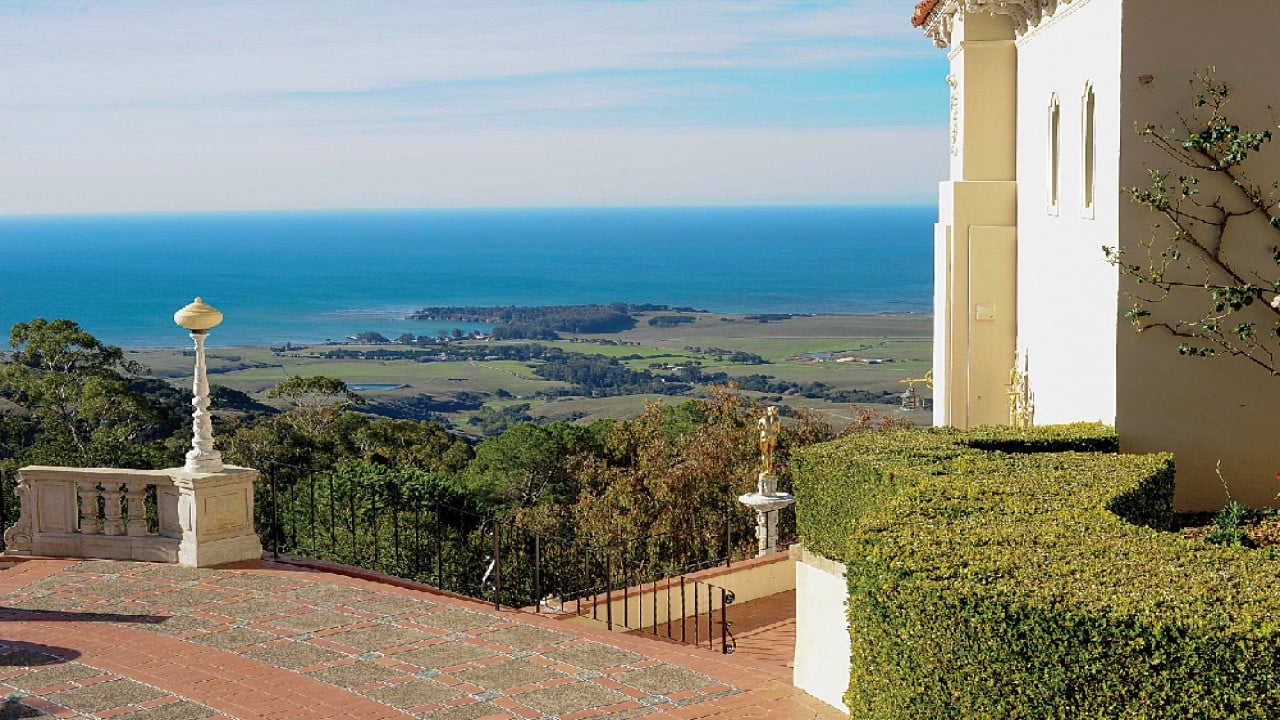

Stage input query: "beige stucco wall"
[
  {"left": 1116, "top": 0, "right": 1280, "bottom": 509},
  {"left": 1014, "top": 0, "right": 1121, "bottom": 425},
  {"left": 934, "top": 11, "right": 1019, "bottom": 428}
]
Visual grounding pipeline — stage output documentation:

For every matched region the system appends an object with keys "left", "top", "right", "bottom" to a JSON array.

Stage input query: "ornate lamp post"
[
  {"left": 174, "top": 298, "right": 224, "bottom": 474},
  {"left": 738, "top": 406, "right": 796, "bottom": 557}
]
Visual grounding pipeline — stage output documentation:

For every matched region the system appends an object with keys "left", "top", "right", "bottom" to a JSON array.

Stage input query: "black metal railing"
[
  {"left": 585, "top": 567, "right": 738, "bottom": 653},
  {"left": 257, "top": 462, "right": 794, "bottom": 653}
]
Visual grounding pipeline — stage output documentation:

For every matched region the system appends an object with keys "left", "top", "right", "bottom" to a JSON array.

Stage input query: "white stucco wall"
[
  {"left": 1014, "top": 0, "right": 1121, "bottom": 425},
  {"left": 793, "top": 551, "right": 850, "bottom": 714},
  {"left": 1115, "top": 0, "right": 1280, "bottom": 509}
]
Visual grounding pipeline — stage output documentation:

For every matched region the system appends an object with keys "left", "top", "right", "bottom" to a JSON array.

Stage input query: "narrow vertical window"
[
  {"left": 1048, "top": 93, "right": 1061, "bottom": 214},
  {"left": 1082, "top": 83, "right": 1096, "bottom": 217}
]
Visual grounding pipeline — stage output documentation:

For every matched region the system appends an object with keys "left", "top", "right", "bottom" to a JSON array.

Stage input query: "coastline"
[{"left": 119, "top": 311, "right": 931, "bottom": 352}]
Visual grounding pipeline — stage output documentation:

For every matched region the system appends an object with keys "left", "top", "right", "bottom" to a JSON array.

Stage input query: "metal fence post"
[
  {"left": 680, "top": 576, "right": 687, "bottom": 643},
  {"left": 720, "top": 587, "right": 729, "bottom": 654},
  {"left": 492, "top": 520, "right": 502, "bottom": 610},
  {"left": 693, "top": 580, "right": 700, "bottom": 647},
  {"left": 269, "top": 469, "right": 280, "bottom": 560},
  {"left": 435, "top": 502, "right": 443, "bottom": 590},
  {"left": 534, "top": 533, "right": 542, "bottom": 613},
  {"left": 605, "top": 558, "right": 614, "bottom": 631}
]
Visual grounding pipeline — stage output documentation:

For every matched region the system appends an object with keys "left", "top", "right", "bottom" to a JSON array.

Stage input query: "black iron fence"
[{"left": 257, "top": 462, "right": 795, "bottom": 653}]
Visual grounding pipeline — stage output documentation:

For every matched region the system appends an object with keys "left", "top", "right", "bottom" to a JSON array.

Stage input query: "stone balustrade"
[{"left": 4, "top": 465, "right": 263, "bottom": 567}]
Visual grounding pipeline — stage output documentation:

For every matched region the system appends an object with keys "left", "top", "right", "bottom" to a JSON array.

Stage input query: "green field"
[{"left": 134, "top": 312, "right": 934, "bottom": 433}]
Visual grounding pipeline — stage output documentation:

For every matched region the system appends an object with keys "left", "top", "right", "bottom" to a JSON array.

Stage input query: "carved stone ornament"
[
  {"left": 3, "top": 472, "right": 33, "bottom": 553},
  {"left": 920, "top": 0, "right": 1079, "bottom": 47},
  {"left": 947, "top": 74, "right": 960, "bottom": 156}
]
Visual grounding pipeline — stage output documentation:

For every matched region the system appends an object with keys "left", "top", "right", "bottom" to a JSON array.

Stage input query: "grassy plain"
[{"left": 132, "top": 312, "right": 933, "bottom": 433}]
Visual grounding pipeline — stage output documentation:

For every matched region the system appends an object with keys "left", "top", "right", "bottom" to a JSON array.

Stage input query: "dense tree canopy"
[{"left": 0, "top": 318, "right": 182, "bottom": 468}]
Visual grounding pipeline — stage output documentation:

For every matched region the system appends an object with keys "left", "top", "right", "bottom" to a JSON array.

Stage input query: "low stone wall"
[{"left": 3, "top": 465, "right": 262, "bottom": 567}]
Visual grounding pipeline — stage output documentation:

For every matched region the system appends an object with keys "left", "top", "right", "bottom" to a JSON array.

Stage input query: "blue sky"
[{"left": 0, "top": 1, "right": 948, "bottom": 214}]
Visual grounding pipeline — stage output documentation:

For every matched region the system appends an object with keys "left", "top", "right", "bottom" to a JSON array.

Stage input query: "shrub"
[{"left": 795, "top": 424, "right": 1280, "bottom": 719}]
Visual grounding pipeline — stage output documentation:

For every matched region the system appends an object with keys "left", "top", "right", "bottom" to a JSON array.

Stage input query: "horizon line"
[{"left": 0, "top": 202, "right": 940, "bottom": 221}]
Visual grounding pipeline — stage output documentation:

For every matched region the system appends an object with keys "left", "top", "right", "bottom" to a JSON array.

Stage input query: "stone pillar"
[
  {"left": 739, "top": 472, "right": 796, "bottom": 557},
  {"left": 171, "top": 466, "right": 263, "bottom": 567},
  {"left": 934, "top": 10, "right": 1019, "bottom": 428},
  {"left": 754, "top": 503, "right": 782, "bottom": 556}
]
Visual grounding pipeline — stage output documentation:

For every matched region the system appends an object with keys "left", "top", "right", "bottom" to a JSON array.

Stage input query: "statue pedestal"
[
  {"left": 739, "top": 473, "right": 796, "bottom": 557},
  {"left": 168, "top": 466, "right": 263, "bottom": 567}
]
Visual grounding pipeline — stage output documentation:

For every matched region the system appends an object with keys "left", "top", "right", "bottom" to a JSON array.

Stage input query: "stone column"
[
  {"left": 932, "top": 10, "right": 1018, "bottom": 428},
  {"left": 171, "top": 467, "right": 263, "bottom": 567},
  {"left": 739, "top": 472, "right": 796, "bottom": 557}
]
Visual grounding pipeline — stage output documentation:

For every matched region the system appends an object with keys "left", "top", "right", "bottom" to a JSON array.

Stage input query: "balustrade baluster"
[
  {"left": 78, "top": 483, "right": 100, "bottom": 535},
  {"left": 124, "top": 482, "right": 148, "bottom": 537},
  {"left": 101, "top": 484, "right": 124, "bottom": 536}
]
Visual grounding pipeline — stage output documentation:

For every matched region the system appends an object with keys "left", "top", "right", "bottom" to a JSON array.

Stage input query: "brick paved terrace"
[{"left": 0, "top": 559, "right": 843, "bottom": 719}]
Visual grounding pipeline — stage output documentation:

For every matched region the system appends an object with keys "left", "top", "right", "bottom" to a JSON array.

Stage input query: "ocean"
[{"left": 0, "top": 206, "right": 934, "bottom": 348}]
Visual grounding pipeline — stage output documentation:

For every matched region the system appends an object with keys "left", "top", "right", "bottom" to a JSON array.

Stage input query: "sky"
[{"left": 0, "top": 0, "right": 949, "bottom": 215}]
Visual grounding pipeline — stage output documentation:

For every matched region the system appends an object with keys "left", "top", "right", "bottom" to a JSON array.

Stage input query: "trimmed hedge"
[{"left": 795, "top": 424, "right": 1280, "bottom": 719}]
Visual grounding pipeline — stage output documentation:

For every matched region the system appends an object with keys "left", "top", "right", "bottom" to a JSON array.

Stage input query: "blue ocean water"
[{"left": 0, "top": 206, "right": 933, "bottom": 348}]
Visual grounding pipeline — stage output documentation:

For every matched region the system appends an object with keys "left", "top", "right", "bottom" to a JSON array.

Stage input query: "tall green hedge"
[{"left": 795, "top": 424, "right": 1280, "bottom": 719}]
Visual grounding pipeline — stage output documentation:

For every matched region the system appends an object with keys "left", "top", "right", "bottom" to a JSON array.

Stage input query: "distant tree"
[
  {"left": 648, "top": 315, "right": 696, "bottom": 328},
  {"left": 466, "top": 403, "right": 533, "bottom": 437},
  {"left": 452, "top": 328, "right": 464, "bottom": 340},
  {"left": 352, "top": 418, "right": 474, "bottom": 472},
  {"left": 221, "top": 415, "right": 316, "bottom": 471},
  {"left": 268, "top": 375, "right": 365, "bottom": 438},
  {"left": 463, "top": 421, "right": 609, "bottom": 511},
  {"left": 570, "top": 387, "right": 832, "bottom": 568},
  {"left": 210, "top": 384, "right": 276, "bottom": 413},
  {"left": 396, "top": 333, "right": 416, "bottom": 345}
]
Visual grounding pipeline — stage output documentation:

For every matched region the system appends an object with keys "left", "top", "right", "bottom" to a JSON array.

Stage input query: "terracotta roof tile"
[{"left": 911, "top": 0, "right": 940, "bottom": 27}]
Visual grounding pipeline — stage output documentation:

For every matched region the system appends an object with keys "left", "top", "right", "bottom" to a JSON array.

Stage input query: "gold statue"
[
  {"left": 1006, "top": 352, "right": 1034, "bottom": 428},
  {"left": 758, "top": 406, "right": 780, "bottom": 478}
]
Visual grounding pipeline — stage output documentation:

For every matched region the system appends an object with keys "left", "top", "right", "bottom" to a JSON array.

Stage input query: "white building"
[
  {"left": 794, "top": 4, "right": 1280, "bottom": 708},
  {"left": 917, "top": 0, "right": 1280, "bottom": 509}
]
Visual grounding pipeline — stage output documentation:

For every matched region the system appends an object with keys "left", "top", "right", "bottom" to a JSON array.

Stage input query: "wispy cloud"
[
  {"left": 0, "top": 1, "right": 947, "bottom": 213},
  {"left": 5, "top": 126, "right": 946, "bottom": 213}
]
